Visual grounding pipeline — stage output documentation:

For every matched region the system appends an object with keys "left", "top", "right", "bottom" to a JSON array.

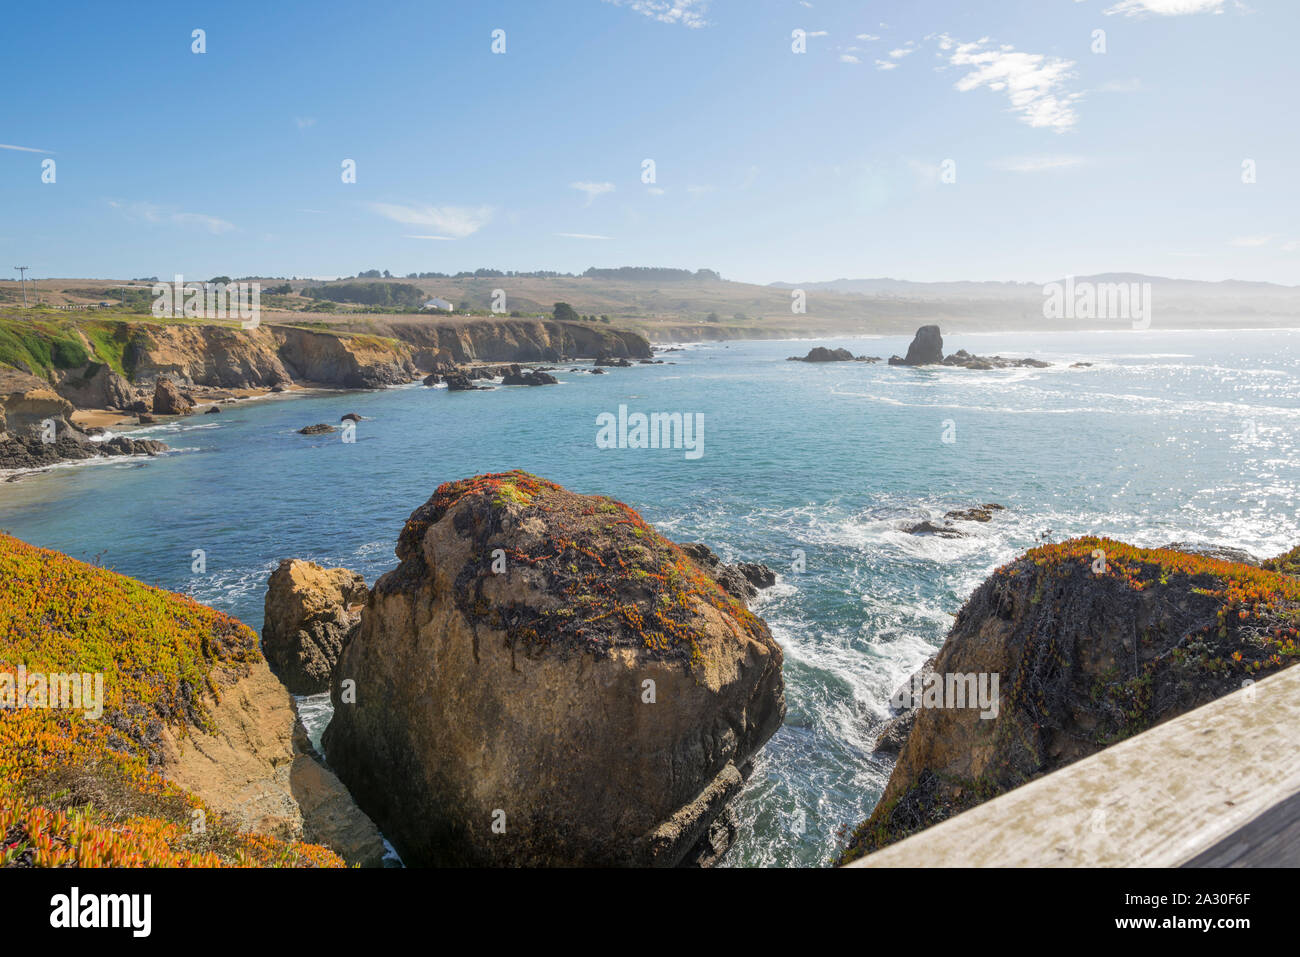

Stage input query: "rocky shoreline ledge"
[
  {"left": 0, "top": 387, "right": 168, "bottom": 476},
  {"left": 838, "top": 538, "right": 1300, "bottom": 864}
]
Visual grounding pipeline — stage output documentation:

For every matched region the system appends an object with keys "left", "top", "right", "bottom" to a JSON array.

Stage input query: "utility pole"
[{"left": 13, "top": 266, "right": 30, "bottom": 308}]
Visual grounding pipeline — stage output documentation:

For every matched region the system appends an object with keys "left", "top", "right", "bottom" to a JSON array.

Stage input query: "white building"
[{"left": 422, "top": 298, "right": 454, "bottom": 311}]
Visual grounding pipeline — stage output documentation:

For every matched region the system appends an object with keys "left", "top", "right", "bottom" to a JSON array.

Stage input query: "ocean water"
[{"left": 2, "top": 327, "right": 1298, "bottom": 867}]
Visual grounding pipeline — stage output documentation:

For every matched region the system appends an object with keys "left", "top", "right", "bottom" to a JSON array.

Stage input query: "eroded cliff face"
[
  {"left": 322, "top": 471, "right": 785, "bottom": 867},
  {"left": 349, "top": 317, "right": 653, "bottom": 362},
  {"left": 43, "top": 318, "right": 652, "bottom": 410},
  {"left": 837, "top": 538, "right": 1300, "bottom": 864}
]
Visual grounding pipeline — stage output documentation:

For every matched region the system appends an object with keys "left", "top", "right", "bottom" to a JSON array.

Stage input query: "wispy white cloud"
[
  {"left": 294, "top": 117, "right": 316, "bottom": 129},
  {"left": 856, "top": 33, "right": 880, "bottom": 41},
  {"left": 555, "top": 232, "right": 612, "bottom": 240},
  {"left": 601, "top": 0, "right": 709, "bottom": 28},
  {"left": 0, "top": 143, "right": 54, "bottom": 154},
  {"left": 405, "top": 235, "right": 456, "bottom": 241},
  {"left": 109, "top": 200, "right": 235, "bottom": 234},
  {"left": 1229, "top": 234, "right": 1275, "bottom": 247},
  {"left": 1105, "top": 0, "right": 1225, "bottom": 16},
  {"left": 1282, "top": 240, "right": 1299, "bottom": 253},
  {"left": 571, "top": 181, "right": 616, "bottom": 205},
  {"left": 367, "top": 202, "right": 494, "bottom": 237},
  {"left": 937, "top": 34, "right": 1082, "bottom": 131},
  {"left": 991, "top": 155, "right": 1089, "bottom": 172},
  {"left": 840, "top": 53, "right": 860, "bottom": 63},
  {"left": 875, "top": 59, "right": 898, "bottom": 70}
]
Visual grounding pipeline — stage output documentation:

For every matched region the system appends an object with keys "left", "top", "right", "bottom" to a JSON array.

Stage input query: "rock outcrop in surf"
[
  {"left": 838, "top": 538, "right": 1300, "bottom": 864},
  {"left": 262, "top": 559, "right": 368, "bottom": 695},
  {"left": 888, "top": 326, "right": 1051, "bottom": 369}
]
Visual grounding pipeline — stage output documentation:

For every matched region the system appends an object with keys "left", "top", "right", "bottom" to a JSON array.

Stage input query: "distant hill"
[
  {"left": 7, "top": 270, "right": 1300, "bottom": 345},
  {"left": 770, "top": 274, "right": 1300, "bottom": 301}
]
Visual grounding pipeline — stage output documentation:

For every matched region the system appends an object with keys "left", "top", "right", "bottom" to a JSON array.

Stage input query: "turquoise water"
[{"left": 2, "top": 327, "right": 1298, "bottom": 867}]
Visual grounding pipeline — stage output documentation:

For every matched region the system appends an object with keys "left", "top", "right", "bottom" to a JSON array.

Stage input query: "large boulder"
[
  {"left": 1, "top": 388, "right": 76, "bottom": 436},
  {"left": 838, "top": 538, "right": 1300, "bottom": 863},
  {"left": 888, "top": 325, "right": 944, "bottom": 366},
  {"left": 323, "top": 471, "right": 786, "bottom": 866},
  {"left": 153, "top": 376, "right": 193, "bottom": 415},
  {"left": 262, "top": 559, "right": 368, "bottom": 695}
]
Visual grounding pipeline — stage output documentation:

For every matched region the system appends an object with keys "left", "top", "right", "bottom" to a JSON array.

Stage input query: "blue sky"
[{"left": 1, "top": 0, "right": 1296, "bottom": 285}]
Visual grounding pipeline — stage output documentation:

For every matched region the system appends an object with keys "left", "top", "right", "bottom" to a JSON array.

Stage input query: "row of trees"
[
  {"left": 346, "top": 266, "right": 723, "bottom": 282},
  {"left": 553, "top": 303, "right": 611, "bottom": 323}
]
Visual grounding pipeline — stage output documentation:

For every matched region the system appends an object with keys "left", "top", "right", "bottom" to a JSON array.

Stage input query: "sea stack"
[
  {"left": 322, "top": 471, "right": 786, "bottom": 867},
  {"left": 888, "top": 325, "right": 944, "bottom": 366}
]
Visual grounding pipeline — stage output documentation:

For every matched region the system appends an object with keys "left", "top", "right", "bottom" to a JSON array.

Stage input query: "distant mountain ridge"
[{"left": 769, "top": 274, "right": 1300, "bottom": 298}]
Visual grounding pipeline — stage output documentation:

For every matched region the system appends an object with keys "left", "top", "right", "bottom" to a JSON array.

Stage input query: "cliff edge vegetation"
[{"left": 0, "top": 533, "right": 346, "bottom": 867}]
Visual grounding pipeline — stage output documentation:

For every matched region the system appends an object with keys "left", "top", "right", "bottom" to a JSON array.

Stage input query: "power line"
[{"left": 13, "top": 266, "right": 30, "bottom": 308}]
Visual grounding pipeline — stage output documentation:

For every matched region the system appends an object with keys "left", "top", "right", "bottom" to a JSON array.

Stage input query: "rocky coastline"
[{"left": 0, "top": 317, "right": 657, "bottom": 474}]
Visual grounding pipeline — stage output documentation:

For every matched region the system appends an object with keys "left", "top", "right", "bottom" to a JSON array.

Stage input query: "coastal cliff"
[
  {"left": 10, "top": 317, "right": 653, "bottom": 414},
  {"left": 341, "top": 316, "right": 653, "bottom": 363},
  {"left": 322, "top": 471, "right": 786, "bottom": 867},
  {"left": 0, "top": 533, "right": 383, "bottom": 867},
  {"left": 838, "top": 537, "right": 1300, "bottom": 864}
]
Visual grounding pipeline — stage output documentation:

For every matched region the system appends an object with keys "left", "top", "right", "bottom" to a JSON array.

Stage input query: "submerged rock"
[
  {"left": 900, "top": 519, "right": 965, "bottom": 538},
  {"left": 943, "top": 350, "right": 1050, "bottom": 370},
  {"left": 323, "top": 471, "right": 786, "bottom": 867},
  {"left": 262, "top": 559, "right": 368, "bottom": 694},
  {"left": 788, "top": 347, "right": 856, "bottom": 363},
  {"left": 944, "top": 503, "right": 1006, "bottom": 523}
]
